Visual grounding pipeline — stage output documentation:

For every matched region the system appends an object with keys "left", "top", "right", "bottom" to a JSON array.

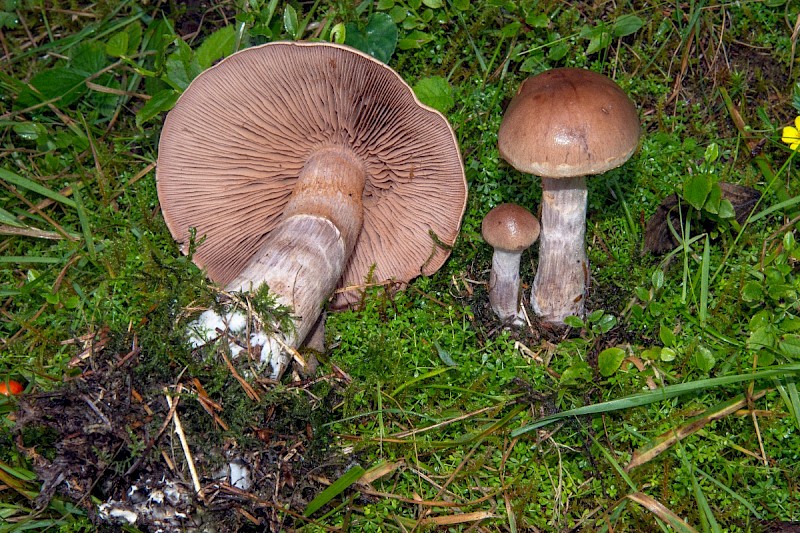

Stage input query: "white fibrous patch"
[
  {"left": 99, "top": 503, "right": 138, "bottom": 524},
  {"left": 261, "top": 337, "right": 288, "bottom": 379},
  {"left": 187, "top": 309, "right": 247, "bottom": 348},
  {"left": 229, "top": 460, "right": 252, "bottom": 491},
  {"left": 99, "top": 479, "right": 194, "bottom": 530}
]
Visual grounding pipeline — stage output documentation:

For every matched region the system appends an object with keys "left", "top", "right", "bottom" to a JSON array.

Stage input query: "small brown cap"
[
  {"left": 498, "top": 68, "right": 640, "bottom": 178},
  {"left": 157, "top": 42, "right": 467, "bottom": 306},
  {"left": 481, "top": 203, "right": 540, "bottom": 252}
]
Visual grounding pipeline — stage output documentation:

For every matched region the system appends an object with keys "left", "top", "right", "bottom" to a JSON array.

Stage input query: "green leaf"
[
  {"left": 563, "top": 315, "right": 585, "bottom": 329},
  {"left": 595, "top": 313, "right": 617, "bottom": 333},
  {"left": 659, "top": 324, "right": 676, "bottom": 347},
  {"left": 70, "top": 42, "right": 109, "bottom": 75},
  {"left": 283, "top": 4, "right": 298, "bottom": 39},
  {"left": 422, "top": 0, "right": 442, "bottom": 7},
  {"left": 303, "top": 465, "right": 365, "bottom": 516},
  {"left": 741, "top": 281, "right": 763, "bottom": 303},
  {"left": 195, "top": 25, "right": 236, "bottom": 69},
  {"left": 779, "top": 334, "right": 800, "bottom": 359},
  {"left": 345, "top": 13, "right": 398, "bottom": 62},
  {"left": 135, "top": 89, "right": 179, "bottom": 127},
  {"left": 397, "top": 29, "right": 433, "bottom": 51},
  {"left": 16, "top": 68, "right": 88, "bottom": 108},
  {"left": 413, "top": 76, "right": 454, "bottom": 113},
  {"left": 526, "top": 13, "right": 549, "bottom": 27},
  {"left": 747, "top": 326, "right": 776, "bottom": 351},
  {"left": 105, "top": 30, "right": 129, "bottom": 57},
  {"left": 560, "top": 361, "right": 592, "bottom": 386},
  {"left": 598, "top": 347, "right": 627, "bottom": 377},
  {"left": 691, "top": 345, "right": 716, "bottom": 373},
  {"left": 500, "top": 21, "right": 521, "bottom": 38},
  {"left": 612, "top": 14, "right": 643, "bottom": 37},
  {"left": 683, "top": 173, "right": 712, "bottom": 210},
  {"left": 718, "top": 199, "right": 735, "bottom": 219}
]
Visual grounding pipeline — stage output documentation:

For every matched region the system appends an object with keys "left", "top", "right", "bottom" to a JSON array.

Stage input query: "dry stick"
[
  {"left": 0, "top": 224, "right": 66, "bottom": 240},
  {"left": 125, "top": 387, "right": 182, "bottom": 476},
  {"left": 165, "top": 387, "right": 203, "bottom": 496},
  {"left": 2, "top": 183, "right": 77, "bottom": 240},
  {"left": 747, "top": 354, "right": 769, "bottom": 467}
]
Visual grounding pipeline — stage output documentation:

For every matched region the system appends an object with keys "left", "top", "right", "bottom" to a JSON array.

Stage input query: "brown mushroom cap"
[
  {"left": 497, "top": 68, "right": 640, "bottom": 178},
  {"left": 157, "top": 41, "right": 467, "bottom": 305},
  {"left": 481, "top": 203, "right": 540, "bottom": 252}
]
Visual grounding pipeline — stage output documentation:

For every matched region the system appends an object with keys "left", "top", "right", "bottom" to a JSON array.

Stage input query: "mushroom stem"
[
  {"left": 225, "top": 147, "right": 366, "bottom": 376},
  {"left": 489, "top": 249, "right": 525, "bottom": 325},
  {"left": 531, "top": 176, "right": 588, "bottom": 324}
]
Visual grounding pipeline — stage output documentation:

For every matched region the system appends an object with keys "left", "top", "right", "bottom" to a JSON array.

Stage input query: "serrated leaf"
[
  {"left": 135, "top": 89, "right": 179, "bottom": 126},
  {"left": 741, "top": 281, "right": 763, "bottom": 303},
  {"left": 598, "top": 347, "right": 626, "bottom": 377},
  {"left": 413, "top": 76, "right": 454, "bottom": 113},
  {"left": 779, "top": 334, "right": 800, "bottom": 359},
  {"left": 195, "top": 25, "right": 236, "bottom": 69},
  {"left": 683, "top": 173, "right": 712, "bottom": 210},
  {"left": 612, "top": 14, "right": 643, "bottom": 38},
  {"left": 16, "top": 68, "right": 88, "bottom": 108},
  {"left": 105, "top": 30, "right": 129, "bottom": 57},
  {"left": 163, "top": 38, "right": 201, "bottom": 91},
  {"left": 345, "top": 13, "right": 398, "bottom": 62}
]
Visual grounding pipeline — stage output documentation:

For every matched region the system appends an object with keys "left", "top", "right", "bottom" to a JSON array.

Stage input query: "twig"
[{"left": 165, "top": 386, "right": 202, "bottom": 495}]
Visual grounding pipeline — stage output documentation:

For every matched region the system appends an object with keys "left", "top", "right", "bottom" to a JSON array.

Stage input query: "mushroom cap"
[
  {"left": 481, "top": 203, "right": 540, "bottom": 252},
  {"left": 497, "top": 68, "right": 640, "bottom": 178},
  {"left": 157, "top": 41, "right": 467, "bottom": 306}
]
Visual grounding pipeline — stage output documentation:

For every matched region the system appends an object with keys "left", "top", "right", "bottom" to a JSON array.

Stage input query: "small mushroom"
[
  {"left": 157, "top": 42, "right": 467, "bottom": 377},
  {"left": 481, "top": 203, "right": 540, "bottom": 326},
  {"left": 498, "top": 68, "right": 640, "bottom": 324}
]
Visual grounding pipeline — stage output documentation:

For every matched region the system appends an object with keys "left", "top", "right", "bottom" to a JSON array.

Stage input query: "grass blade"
[
  {"left": 0, "top": 168, "right": 76, "bottom": 208},
  {"left": 626, "top": 392, "right": 761, "bottom": 471},
  {"left": 695, "top": 466, "right": 763, "bottom": 520},
  {"left": 0, "top": 256, "right": 64, "bottom": 264},
  {"left": 627, "top": 492, "right": 699, "bottom": 533},
  {"left": 0, "top": 206, "right": 24, "bottom": 227},
  {"left": 71, "top": 183, "right": 96, "bottom": 260},
  {"left": 303, "top": 465, "right": 365, "bottom": 517},
  {"left": 678, "top": 442, "right": 722, "bottom": 533},
  {"left": 699, "top": 234, "right": 710, "bottom": 325},
  {"left": 512, "top": 365, "right": 800, "bottom": 436}
]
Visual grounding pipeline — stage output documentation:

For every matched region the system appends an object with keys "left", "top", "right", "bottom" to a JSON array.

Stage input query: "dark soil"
[{"left": 12, "top": 331, "right": 354, "bottom": 532}]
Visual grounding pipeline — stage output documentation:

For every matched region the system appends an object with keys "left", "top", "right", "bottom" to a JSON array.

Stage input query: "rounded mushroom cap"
[
  {"left": 497, "top": 68, "right": 640, "bottom": 178},
  {"left": 157, "top": 41, "right": 467, "bottom": 306},
  {"left": 481, "top": 203, "right": 540, "bottom": 252}
]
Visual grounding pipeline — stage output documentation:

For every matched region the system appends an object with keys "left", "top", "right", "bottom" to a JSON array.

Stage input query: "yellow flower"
[{"left": 782, "top": 116, "right": 800, "bottom": 151}]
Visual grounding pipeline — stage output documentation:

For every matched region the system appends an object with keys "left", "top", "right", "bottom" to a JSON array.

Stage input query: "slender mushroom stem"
[
  {"left": 531, "top": 176, "right": 589, "bottom": 324},
  {"left": 489, "top": 249, "right": 525, "bottom": 325},
  {"left": 224, "top": 147, "right": 366, "bottom": 376}
]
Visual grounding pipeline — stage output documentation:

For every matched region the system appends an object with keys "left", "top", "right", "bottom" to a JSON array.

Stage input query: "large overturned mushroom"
[
  {"left": 157, "top": 42, "right": 467, "bottom": 377},
  {"left": 498, "top": 68, "right": 639, "bottom": 325}
]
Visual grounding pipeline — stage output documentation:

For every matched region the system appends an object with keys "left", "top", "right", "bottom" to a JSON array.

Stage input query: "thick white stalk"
[
  {"left": 223, "top": 147, "right": 365, "bottom": 377},
  {"left": 531, "top": 176, "right": 588, "bottom": 324},
  {"left": 489, "top": 249, "right": 524, "bottom": 326}
]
